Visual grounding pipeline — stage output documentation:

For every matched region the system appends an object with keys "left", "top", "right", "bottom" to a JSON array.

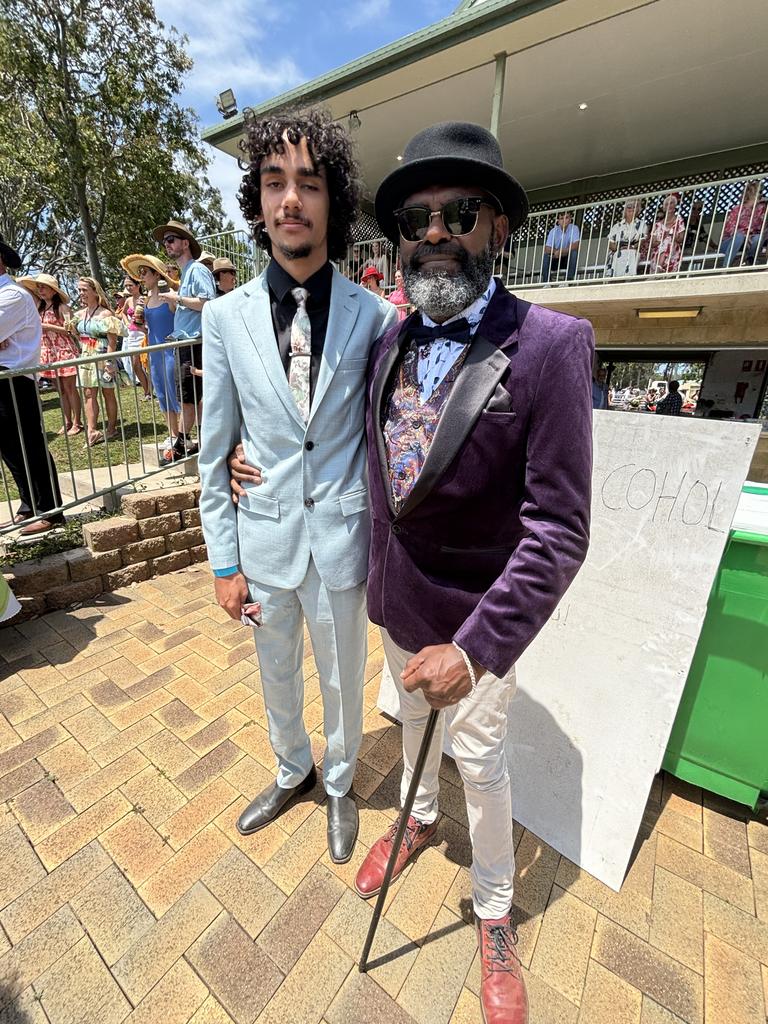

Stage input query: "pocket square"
[{"left": 484, "top": 383, "right": 515, "bottom": 414}]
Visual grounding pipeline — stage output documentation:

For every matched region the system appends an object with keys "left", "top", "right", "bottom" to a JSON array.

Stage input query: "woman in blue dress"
[{"left": 123, "top": 255, "right": 180, "bottom": 453}]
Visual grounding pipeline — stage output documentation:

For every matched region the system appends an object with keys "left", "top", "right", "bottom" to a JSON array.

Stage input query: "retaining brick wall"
[{"left": 3, "top": 486, "right": 208, "bottom": 621}]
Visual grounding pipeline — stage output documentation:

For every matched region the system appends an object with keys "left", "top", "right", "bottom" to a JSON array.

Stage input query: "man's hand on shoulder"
[
  {"left": 401, "top": 643, "right": 485, "bottom": 709},
  {"left": 214, "top": 572, "right": 249, "bottom": 621},
  {"left": 228, "top": 441, "right": 262, "bottom": 505}
]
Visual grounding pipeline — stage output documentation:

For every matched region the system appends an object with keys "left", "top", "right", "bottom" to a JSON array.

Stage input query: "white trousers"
[
  {"left": 382, "top": 630, "right": 516, "bottom": 919},
  {"left": 246, "top": 558, "right": 367, "bottom": 798}
]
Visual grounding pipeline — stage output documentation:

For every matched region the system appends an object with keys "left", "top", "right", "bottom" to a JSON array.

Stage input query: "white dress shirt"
[{"left": 0, "top": 274, "right": 42, "bottom": 375}]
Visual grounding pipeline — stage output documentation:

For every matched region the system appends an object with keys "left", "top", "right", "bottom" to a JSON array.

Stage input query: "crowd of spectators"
[
  {"left": 533, "top": 179, "right": 768, "bottom": 284},
  {"left": 4, "top": 178, "right": 767, "bottom": 535}
]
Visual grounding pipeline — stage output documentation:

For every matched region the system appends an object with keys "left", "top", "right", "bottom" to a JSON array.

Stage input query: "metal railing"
[
  {"left": 198, "top": 229, "right": 264, "bottom": 282},
  {"left": 335, "top": 173, "right": 768, "bottom": 291},
  {"left": 0, "top": 339, "right": 202, "bottom": 537}
]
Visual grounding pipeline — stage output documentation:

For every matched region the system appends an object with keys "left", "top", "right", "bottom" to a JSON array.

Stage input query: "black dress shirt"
[{"left": 267, "top": 259, "right": 333, "bottom": 400}]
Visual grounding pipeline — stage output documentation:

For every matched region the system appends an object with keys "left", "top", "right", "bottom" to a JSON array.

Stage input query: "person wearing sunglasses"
[
  {"left": 152, "top": 219, "right": 216, "bottom": 459},
  {"left": 355, "top": 122, "right": 595, "bottom": 1024},
  {"left": 225, "top": 122, "right": 594, "bottom": 1024}
]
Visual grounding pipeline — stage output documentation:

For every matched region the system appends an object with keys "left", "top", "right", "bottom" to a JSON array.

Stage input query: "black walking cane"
[{"left": 359, "top": 707, "right": 440, "bottom": 973}]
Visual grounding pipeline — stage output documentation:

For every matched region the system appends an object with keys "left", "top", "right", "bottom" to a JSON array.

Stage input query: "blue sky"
[{"left": 154, "top": 0, "right": 456, "bottom": 229}]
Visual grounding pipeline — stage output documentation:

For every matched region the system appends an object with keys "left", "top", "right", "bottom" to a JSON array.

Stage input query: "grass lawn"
[{"left": 1, "top": 378, "right": 176, "bottom": 504}]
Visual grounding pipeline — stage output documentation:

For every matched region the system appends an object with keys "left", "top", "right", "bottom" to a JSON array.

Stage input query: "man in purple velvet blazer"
[{"left": 354, "top": 123, "right": 594, "bottom": 1024}]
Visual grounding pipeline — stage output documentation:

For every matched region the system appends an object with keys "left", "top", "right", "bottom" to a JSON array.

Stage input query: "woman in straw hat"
[
  {"left": 123, "top": 254, "right": 181, "bottom": 454},
  {"left": 33, "top": 274, "right": 83, "bottom": 436},
  {"left": 71, "top": 276, "right": 122, "bottom": 447}
]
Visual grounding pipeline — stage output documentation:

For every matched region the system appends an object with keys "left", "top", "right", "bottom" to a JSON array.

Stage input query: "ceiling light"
[
  {"left": 636, "top": 308, "right": 702, "bottom": 319},
  {"left": 578, "top": 102, "right": 588, "bottom": 110},
  {"left": 396, "top": 155, "right": 403, "bottom": 161}
]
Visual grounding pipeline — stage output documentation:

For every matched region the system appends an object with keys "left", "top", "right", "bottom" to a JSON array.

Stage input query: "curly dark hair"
[{"left": 238, "top": 108, "right": 360, "bottom": 263}]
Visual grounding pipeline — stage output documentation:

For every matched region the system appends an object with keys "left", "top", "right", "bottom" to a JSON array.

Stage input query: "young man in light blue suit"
[{"left": 198, "top": 111, "right": 397, "bottom": 864}]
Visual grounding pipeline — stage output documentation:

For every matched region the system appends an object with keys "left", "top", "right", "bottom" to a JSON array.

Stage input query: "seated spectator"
[
  {"left": 648, "top": 194, "right": 685, "bottom": 274},
  {"left": 213, "top": 258, "right": 237, "bottom": 296},
  {"left": 607, "top": 199, "right": 647, "bottom": 277},
  {"left": 684, "top": 198, "right": 706, "bottom": 251},
  {"left": 388, "top": 269, "right": 408, "bottom": 321},
  {"left": 719, "top": 181, "right": 766, "bottom": 268},
  {"left": 360, "top": 266, "right": 385, "bottom": 296},
  {"left": 541, "top": 211, "right": 580, "bottom": 282},
  {"left": 655, "top": 379, "right": 683, "bottom": 416}
]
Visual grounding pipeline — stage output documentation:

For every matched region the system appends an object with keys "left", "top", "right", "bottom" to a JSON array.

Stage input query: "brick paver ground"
[{"left": 0, "top": 563, "right": 767, "bottom": 1023}]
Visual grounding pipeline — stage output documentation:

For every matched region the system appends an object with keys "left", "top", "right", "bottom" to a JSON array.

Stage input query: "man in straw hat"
[
  {"left": 152, "top": 220, "right": 216, "bottom": 458},
  {"left": 198, "top": 109, "right": 397, "bottom": 866},
  {"left": 212, "top": 257, "right": 237, "bottom": 296},
  {"left": 347, "top": 122, "right": 593, "bottom": 1023},
  {"left": 0, "top": 237, "right": 65, "bottom": 535},
  {"left": 198, "top": 250, "right": 216, "bottom": 272}
]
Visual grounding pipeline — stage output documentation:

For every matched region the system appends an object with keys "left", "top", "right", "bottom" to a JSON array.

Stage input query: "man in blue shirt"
[
  {"left": 153, "top": 220, "right": 216, "bottom": 457},
  {"left": 542, "top": 210, "right": 581, "bottom": 282}
]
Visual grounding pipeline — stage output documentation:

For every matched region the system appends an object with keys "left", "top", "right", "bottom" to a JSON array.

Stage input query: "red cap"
[{"left": 361, "top": 266, "right": 383, "bottom": 283}]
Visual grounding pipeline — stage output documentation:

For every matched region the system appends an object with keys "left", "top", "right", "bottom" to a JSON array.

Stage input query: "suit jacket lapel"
[
  {"left": 308, "top": 268, "right": 359, "bottom": 425},
  {"left": 239, "top": 273, "right": 305, "bottom": 430},
  {"left": 397, "top": 334, "right": 511, "bottom": 518}
]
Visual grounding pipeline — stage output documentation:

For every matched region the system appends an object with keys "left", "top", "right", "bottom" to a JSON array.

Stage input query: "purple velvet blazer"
[{"left": 365, "top": 280, "right": 594, "bottom": 678}]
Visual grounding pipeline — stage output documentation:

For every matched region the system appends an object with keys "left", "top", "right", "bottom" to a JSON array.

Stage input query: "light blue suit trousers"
[{"left": 199, "top": 266, "right": 397, "bottom": 795}]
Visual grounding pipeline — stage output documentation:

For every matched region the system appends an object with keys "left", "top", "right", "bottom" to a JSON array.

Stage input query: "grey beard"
[{"left": 402, "top": 244, "right": 496, "bottom": 321}]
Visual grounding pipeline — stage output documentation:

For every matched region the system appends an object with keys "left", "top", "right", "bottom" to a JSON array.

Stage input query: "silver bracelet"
[{"left": 452, "top": 641, "right": 477, "bottom": 692}]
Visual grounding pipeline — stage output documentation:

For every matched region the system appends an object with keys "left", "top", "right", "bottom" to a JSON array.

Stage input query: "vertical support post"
[{"left": 490, "top": 51, "right": 507, "bottom": 140}]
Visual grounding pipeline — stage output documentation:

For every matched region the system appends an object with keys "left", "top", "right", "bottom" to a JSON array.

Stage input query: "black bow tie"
[{"left": 409, "top": 317, "right": 471, "bottom": 345}]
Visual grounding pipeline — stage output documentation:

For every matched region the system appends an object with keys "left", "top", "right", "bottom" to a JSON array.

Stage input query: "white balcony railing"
[{"left": 341, "top": 173, "right": 768, "bottom": 292}]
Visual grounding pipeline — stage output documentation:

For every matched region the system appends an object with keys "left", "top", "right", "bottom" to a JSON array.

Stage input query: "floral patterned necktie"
[{"left": 288, "top": 287, "right": 311, "bottom": 421}]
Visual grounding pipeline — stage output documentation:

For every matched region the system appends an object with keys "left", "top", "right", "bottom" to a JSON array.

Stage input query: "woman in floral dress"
[
  {"left": 35, "top": 274, "right": 82, "bottom": 435},
  {"left": 71, "top": 277, "right": 122, "bottom": 447},
  {"left": 120, "top": 274, "right": 152, "bottom": 399},
  {"left": 648, "top": 193, "right": 686, "bottom": 274}
]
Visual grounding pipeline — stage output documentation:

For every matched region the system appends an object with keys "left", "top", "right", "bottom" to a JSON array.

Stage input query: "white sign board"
[{"left": 378, "top": 413, "right": 761, "bottom": 890}]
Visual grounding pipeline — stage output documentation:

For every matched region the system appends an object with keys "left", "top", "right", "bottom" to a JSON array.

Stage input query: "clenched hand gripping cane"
[{"left": 359, "top": 708, "right": 440, "bottom": 973}]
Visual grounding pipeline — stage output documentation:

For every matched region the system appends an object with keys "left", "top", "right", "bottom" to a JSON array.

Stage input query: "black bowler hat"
[
  {"left": 375, "top": 121, "right": 529, "bottom": 245},
  {"left": 0, "top": 236, "right": 22, "bottom": 271}
]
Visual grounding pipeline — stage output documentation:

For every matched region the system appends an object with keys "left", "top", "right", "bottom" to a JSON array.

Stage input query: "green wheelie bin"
[{"left": 663, "top": 484, "right": 768, "bottom": 811}]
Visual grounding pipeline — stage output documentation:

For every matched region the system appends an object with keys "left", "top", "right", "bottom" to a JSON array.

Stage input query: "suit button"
[
  {"left": 305, "top": 441, "right": 314, "bottom": 450},
  {"left": 391, "top": 524, "right": 402, "bottom": 535},
  {"left": 304, "top": 498, "right": 314, "bottom": 509}
]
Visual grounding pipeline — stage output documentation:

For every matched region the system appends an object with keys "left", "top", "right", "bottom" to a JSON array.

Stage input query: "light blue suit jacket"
[{"left": 199, "top": 265, "right": 398, "bottom": 591}]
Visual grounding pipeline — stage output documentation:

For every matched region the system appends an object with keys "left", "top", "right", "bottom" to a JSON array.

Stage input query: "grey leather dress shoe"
[
  {"left": 327, "top": 794, "right": 359, "bottom": 864},
  {"left": 236, "top": 765, "right": 317, "bottom": 836}
]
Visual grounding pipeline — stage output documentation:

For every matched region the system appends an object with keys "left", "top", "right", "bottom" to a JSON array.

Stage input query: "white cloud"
[
  {"left": 156, "top": 0, "right": 303, "bottom": 111},
  {"left": 345, "top": 0, "right": 393, "bottom": 29}
]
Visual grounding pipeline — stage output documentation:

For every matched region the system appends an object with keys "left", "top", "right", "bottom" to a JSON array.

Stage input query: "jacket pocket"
[
  {"left": 239, "top": 491, "right": 280, "bottom": 519},
  {"left": 338, "top": 488, "right": 369, "bottom": 516}
]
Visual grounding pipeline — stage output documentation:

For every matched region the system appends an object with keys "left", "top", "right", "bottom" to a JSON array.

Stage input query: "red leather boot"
[
  {"left": 354, "top": 814, "right": 437, "bottom": 898},
  {"left": 477, "top": 913, "right": 528, "bottom": 1023}
]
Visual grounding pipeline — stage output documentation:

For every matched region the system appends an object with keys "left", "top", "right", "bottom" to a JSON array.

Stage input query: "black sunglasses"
[
  {"left": 162, "top": 234, "right": 182, "bottom": 244},
  {"left": 393, "top": 196, "right": 498, "bottom": 242}
]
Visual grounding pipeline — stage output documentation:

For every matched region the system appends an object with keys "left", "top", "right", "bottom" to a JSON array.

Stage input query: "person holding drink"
[{"left": 70, "top": 277, "right": 122, "bottom": 447}]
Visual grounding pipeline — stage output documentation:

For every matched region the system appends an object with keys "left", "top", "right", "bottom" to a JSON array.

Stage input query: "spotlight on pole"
[{"left": 216, "top": 89, "right": 238, "bottom": 119}]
